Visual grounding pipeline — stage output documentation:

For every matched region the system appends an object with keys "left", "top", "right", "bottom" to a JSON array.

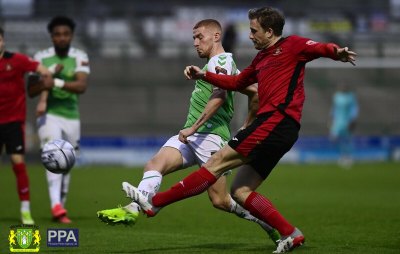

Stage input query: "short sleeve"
[
  {"left": 33, "top": 51, "right": 43, "bottom": 62},
  {"left": 17, "top": 53, "right": 39, "bottom": 73},
  {"left": 207, "top": 53, "right": 234, "bottom": 75},
  {"left": 75, "top": 51, "right": 90, "bottom": 74}
]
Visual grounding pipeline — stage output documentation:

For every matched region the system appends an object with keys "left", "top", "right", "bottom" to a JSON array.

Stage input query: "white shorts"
[
  {"left": 163, "top": 133, "right": 227, "bottom": 168},
  {"left": 37, "top": 113, "right": 80, "bottom": 149}
]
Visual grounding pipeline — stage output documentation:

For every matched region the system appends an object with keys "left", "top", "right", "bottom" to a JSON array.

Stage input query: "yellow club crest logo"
[{"left": 9, "top": 225, "right": 40, "bottom": 252}]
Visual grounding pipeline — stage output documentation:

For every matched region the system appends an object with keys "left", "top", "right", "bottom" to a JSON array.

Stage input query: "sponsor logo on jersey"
[
  {"left": 306, "top": 40, "right": 318, "bottom": 45},
  {"left": 5, "top": 63, "right": 12, "bottom": 71},
  {"left": 215, "top": 66, "right": 227, "bottom": 74},
  {"left": 273, "top": 47, "right": 283, "bottom": 56},
  {"left": 194, "top": 87, "right": 202, "bottom": 93}
]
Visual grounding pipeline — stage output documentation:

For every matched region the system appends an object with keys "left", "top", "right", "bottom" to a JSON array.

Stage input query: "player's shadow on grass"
[{"left": 0, "top": 217, "right": 21, "bottom": 225}]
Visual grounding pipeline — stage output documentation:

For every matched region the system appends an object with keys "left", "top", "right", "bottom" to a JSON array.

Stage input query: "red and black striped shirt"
[{"left": 204, "top": 35, "right": 339, "bottom": 124}]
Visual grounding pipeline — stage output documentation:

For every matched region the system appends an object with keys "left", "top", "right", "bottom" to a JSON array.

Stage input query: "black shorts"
[
  {"left": 0, "top": 121, "right": 25, "bottom": 154},
  {"left": 228, "top": 111, "right": 300, "bottom": 179}
]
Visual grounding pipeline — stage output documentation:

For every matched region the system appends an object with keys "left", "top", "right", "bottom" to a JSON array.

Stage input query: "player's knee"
[
  {"left": 230, "top": 187, "right": 248, "bottom": 205},
  {"left": 208, "top": 194, "right": 229, "bottom": 211},
  {"left": 205, "top": 151, "right": 224, "bottom": 168},
  {"left": 144, "top": 158, "right": 163, "bottom": 173},
  {"left": 211, "top": 198, "right": 225, "bottom": 210},
  {"left": 230, "top": 188, "right": 240, "bottom": 202},
  {"left": 144, "top": 160, "right": 154, "bottom": 171}
]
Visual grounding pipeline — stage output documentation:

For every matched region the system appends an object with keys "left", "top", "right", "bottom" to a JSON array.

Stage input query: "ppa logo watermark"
[{"left": 47, "top": 228, "right": 79, "bottom": 247}]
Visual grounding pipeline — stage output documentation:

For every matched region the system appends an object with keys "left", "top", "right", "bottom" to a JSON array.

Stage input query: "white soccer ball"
[{"left": 41, "top": 139, "right": 76, "bottom": 174}]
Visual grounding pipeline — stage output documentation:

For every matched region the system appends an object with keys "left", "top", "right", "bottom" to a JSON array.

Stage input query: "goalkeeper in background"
[
  {"left": 29, "top": 16, "right": 90, "bottom": 224},
  {"left": 98, "top": 19, "right": 281, "bottom": 245},
  {"left": 330, "top": 83, "right": 359, "bottom": 168}
]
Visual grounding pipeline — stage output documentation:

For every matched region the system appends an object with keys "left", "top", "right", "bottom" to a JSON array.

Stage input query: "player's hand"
[
  {"left": 36, "top": 100, "right": 47, "bottom": 117},
  {"left": 42, "top": 74, "right": 55, "bottom": 89},
  {"left": 27, "top": 73, "right": 53, "bottom": 90},
  {"left": 335, "top": 47, "right": 357, "bottom": 66},
  {"left": 184, "top": 65, "right": 205, "bottom": 80},
  {"left": 178, "top": 127, "right": 195, "bottom": 144},
  {"left": 48, "top": 64, "right": 64, "bottom": 74},
  {"left": 54, "top": 64, "right": 64, "bottom": 74}
]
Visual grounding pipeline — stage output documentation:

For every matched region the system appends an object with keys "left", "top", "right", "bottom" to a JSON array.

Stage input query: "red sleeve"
[
  {"left": 290, "top": 35, "right": 340, "bottom": 61},
  {"left": 15, "top": 53, "right": 40, "bottom": 73},
  {"left": 204, "top": 64, "right": 257, "bottom": 91},
  {"left": 303, "top": 42, "right": 340, "bottom": 60}
]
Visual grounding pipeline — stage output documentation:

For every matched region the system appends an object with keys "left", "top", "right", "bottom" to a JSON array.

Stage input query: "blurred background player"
[
  {"left": 330, "top": 83, "right": 359, "bottom": 168},
  {"left": 97, "top": 19, "right": 280, "bottom": 244},
  {"left": 222, "top": 22, "right": 238, "bottom": 55},
  {"left": 124, "top": 7, "right": 356, "bottom": 253},
  {"left": 0, "top": 27, "right": 52, "bottom": 225},
  {"left": 30, "top": 16, "right": 90, "bottom": 224}
]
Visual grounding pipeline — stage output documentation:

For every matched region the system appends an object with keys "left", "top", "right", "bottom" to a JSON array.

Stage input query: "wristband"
[{"left": 54, "top": 78, "right": 65, "bottom": 88}]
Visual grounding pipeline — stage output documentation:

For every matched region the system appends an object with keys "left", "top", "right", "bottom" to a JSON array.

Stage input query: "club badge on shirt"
[
  {"left": 5, "top": 63, "right": 12, "bottom": 71},
  {"left": 273, "top": 47, "right": 282, "bottom": 56}
]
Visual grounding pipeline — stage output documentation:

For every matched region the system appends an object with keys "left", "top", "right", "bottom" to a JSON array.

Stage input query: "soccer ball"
[{"left": 41, "top": 139, "right": 76, "bottom": 174}]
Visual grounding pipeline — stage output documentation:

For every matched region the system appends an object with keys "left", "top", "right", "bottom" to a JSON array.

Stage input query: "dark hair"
[
  {"left": 248, "top": 7, "right": 285, "bottom": 36},
  {"left": 193, "top": 19, "right": 222, "bottom": 32},
  {"left": 0, "top": 27, "right": 4, "bottom": 37},
  {"left": 47, "top": 16, "right": 76, "bottom": 33}
]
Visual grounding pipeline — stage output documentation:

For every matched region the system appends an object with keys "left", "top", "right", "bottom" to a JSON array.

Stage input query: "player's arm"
[
  {"left": 54, "top": 52, "right": 90, "bottom": 94},
  {"left": 32, "top": 64, "right": 51, "bottom": 116},
  {"left": 238, "top": 83, "right": 259, "bottom": 129},
  {"left": 297, "top": 36, "right": 357, "bottom": 65},
  {"left": 184, "top": 65, "right": 256, "bottom": 91},
  {"left": 27, "top": 64, "right": 54, "bottom": 98},
  {"left": 62, "top": 51, "right": 91, "bottom": 94},
  {"left": 179, "top": 55, "right": 235, "bottom": 143},
  {"left": 179, "top": 88, "right": 226, "bottom": 144},
  {"left": 35, "top": 90, "right": 49, "bottom": 116},
  {"left": 56, "top": 71, "right": 89, "bottom": 94}
]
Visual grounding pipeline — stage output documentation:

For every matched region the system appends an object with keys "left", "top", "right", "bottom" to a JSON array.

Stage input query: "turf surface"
[{"left": 0, "top": 162, "right": 399, "bottom": 253}]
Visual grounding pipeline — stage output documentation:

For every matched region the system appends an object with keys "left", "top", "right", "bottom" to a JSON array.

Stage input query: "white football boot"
[{"left": 122, "top": 182, "right": 159, "bottom": 217}]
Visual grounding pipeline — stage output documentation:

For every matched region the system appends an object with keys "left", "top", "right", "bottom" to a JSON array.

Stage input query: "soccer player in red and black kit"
[
  {"left": 0, "top": 27, "right": 52, "bottom": 224},
  {"left": 123, "top": 7, "right": 356, "bottom": 253}
]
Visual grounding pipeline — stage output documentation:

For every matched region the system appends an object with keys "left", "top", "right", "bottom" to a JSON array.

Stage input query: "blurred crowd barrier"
[{"left": 76, "top": 136, "right": 400, "bottom": 166}]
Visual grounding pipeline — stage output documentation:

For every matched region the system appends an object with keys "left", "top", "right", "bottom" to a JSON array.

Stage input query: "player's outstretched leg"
[
  {"left": 273, "top": 227, "right": 305, "bottom": 253},
  {"left": 229, "top": 198, "right": 280, "bottom": 245},
  {"left": 122, "top": 182, "right": 160, "bottom": 217},
  {"left": 256, "top": 218, "right": 281, "bottom": 245},
  {"left": 97, "top": 202, "right": 140, "bottom": 226},
  {"left": 236, "top": 209, "right": 281, "bottom": 245}
]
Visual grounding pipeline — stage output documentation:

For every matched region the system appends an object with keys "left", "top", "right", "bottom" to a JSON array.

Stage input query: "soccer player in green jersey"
[
  {"left": 30, "top": 16, "right": 90, "bottom": 223},
  {"left": 98, "top": 19, "right": 280, "bottom": 244}
]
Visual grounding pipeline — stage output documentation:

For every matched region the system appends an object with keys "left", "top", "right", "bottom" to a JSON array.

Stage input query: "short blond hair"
[{"left": 193, "top": 19, "right": 222, "bottom": 33}]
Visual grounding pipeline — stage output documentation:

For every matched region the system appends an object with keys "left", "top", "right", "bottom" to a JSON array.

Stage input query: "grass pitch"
[{"left": 0, "top": 162, "right": 399, "bottom": 253}]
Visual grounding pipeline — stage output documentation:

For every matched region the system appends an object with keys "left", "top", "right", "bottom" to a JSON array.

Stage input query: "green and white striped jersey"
[
  {"left": 34, "top": 47, "right": 90, "bottom": 119},
  {"left": 183, "top": 52, "right": 238, "bottom": 141}
]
